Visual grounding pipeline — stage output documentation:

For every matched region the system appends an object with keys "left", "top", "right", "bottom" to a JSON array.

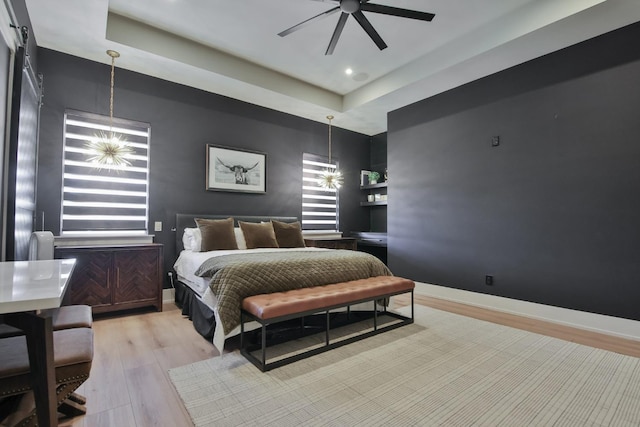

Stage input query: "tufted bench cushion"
[{"left": 243, "top": 276, "right": 415, "bottom": 320}]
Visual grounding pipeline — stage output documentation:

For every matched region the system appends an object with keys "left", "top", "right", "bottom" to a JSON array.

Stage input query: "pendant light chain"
[
  {"left": 109, "top": 54, "right": 115, "bottom": 138},
  {"left": 106, "top": 49, "right": 120, "bottom": 140},
  {"left": 327, "top": 115, "right": 334, "bottom": 163}
]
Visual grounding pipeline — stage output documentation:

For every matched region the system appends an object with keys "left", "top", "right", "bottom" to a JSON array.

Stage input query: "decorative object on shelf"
[
  {"left": 384, "top": 168, "right": 388, "bottom": 181},
  {"left": 367, "top": 195, "right": 374, "bottom": 202},
  {"left": 206, "top": 144, "right": 266, "bottom": 193},
  {"left": 369, "top": 171, "right": 380, "bottom": 185},
  {"left": 360, "top": 170, "right": 371, "bottom": 186},
  {"left": 318, "top": 115, "right": 343, "bottom": 190},
  {"left": 85, "top": 50, "right": 133, "bottom": 170}
]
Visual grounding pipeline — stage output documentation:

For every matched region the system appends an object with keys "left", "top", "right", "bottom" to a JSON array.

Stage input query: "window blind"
[
  {"left": 61, "top": 110, "right": 150, "bottom": 235},
  {"left": 302, "top": 153, "right": 339, "bottom": 231}
]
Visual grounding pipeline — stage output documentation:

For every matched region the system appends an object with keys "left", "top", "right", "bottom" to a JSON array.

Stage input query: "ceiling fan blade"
[
  {"left": 361, "top": 4, "right": 435, "bottom": 21},
  {"left": 325, "top": 12, "right": 349, "bottom": 55},
  {"left": 352, "top": 10, "right": 387, "bottom": 51},
  {"left": 278, "top": 6, "right": 340, "bottom": 37}
]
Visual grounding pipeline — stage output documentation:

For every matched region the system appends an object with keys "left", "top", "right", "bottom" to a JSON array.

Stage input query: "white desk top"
[{"left": 0, "top": 259, "right": 76, "bottom": 314}]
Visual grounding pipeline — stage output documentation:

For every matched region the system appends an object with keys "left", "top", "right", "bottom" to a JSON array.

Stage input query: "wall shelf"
[
  {"left": 360, "top": 201, "right": 387, "bottom": 206},
  {"left": 361, "top": 181, "right": 388, "bottom": 206},
  {"left": 360, "top": 182, "right": 387, "bottom": 190}
]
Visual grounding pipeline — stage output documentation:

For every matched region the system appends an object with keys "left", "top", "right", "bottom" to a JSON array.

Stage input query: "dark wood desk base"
[{"left": 6, "top": 312, "right": 57, "bottom": 426}]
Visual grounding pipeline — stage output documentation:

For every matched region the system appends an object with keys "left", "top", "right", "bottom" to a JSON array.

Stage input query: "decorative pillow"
[
  {"left": 271, "top": 220, "right": 306, "bottom": 248},
  {"left": 194, "top": 217, "right": 238, "bottom": 251},
  {"left": 182, "top": 227, "right": 202, "bottom": 251},
  {"left": 239, "top": 221, "right": 279, "bottom": 249},
  {"left": 234, "top": 227, "right": 247, "bottom": 250}
]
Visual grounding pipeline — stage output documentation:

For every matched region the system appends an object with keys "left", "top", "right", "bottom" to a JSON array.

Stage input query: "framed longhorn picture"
[{"left": 206, "top": 144, "right": 266, "bottom": 193}]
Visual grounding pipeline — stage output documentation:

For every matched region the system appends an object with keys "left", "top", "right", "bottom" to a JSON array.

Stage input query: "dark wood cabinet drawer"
[{"left": 304, "top": 237, "right": 357, "bottom": 251}]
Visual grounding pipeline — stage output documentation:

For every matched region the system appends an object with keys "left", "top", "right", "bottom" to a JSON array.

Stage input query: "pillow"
[
  {"left": 271, "top": 220, "right": 306, "bottom": 248},
  {"left": 182, "top": 227, "right": 202, "bottom": 251},
  {"left": 234, "top": 227, "right": 247, "bottom": 250},
  {"left": 239, "top": 221, "right": 279, "bottom": 249},
  {"left": 194, "top": 217, "right": 238, "bottom": 251}
]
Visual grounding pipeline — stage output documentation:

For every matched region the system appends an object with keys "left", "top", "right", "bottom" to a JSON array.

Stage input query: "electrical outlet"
[
  {"left": 491, "top": 136, "right": 500, "bottom": 147},
  {"left": 485, "top": 275, "right": 493, "bottom": 286},
  {"left": 154, "top": 221, "right": 162, "bottom": 232}
]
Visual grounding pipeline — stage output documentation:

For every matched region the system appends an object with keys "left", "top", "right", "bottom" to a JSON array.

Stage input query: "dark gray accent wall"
[
  {"left": 36, "top": 49, "right": 371, "bottom": 284},
  {"left": 388, "top": 21, "right": 640, "bottom": 321}
]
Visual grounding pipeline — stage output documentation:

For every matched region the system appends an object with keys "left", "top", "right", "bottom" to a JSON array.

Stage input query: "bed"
[{"left": 172, "top": 214, "right": 392, "bottom": 351}]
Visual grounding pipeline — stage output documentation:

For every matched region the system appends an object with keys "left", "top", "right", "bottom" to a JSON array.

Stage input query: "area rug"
[{"left": 169, "top": 306, "right": 640, "bottom": 426}]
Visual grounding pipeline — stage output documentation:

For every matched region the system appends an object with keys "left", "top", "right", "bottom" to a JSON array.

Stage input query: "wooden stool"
[
  {"left": 0, "top": 305, "right": 93, "bottom": 338},
  {"left": 0, "top": 328, "right": 93, "bottom": 426}
]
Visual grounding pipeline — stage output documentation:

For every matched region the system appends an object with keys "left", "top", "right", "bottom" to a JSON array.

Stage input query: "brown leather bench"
[
  {"left": 0, "top": 328, "right": 94, "bottom": 426},
  {"left": 241, "top": 276, "right": 415, "bottom": 371}
]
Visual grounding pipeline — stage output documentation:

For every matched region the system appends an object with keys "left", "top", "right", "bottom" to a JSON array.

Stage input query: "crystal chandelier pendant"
[
  {"left": 85, "top": 50, "right": 132, "bottom": 170},
  {"left": 318, "top": 168, "right": 343, "bottom": 189},
  {"left": 317, "top": 115, "right": 342, "bottom": 190}
]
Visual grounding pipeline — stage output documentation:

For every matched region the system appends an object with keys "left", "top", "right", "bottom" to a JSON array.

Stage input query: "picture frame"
[{"left": 206, "top": 144, "right": 266, "bottom": 193}]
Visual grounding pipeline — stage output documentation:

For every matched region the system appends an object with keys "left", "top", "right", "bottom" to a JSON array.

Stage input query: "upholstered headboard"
[{"left": 174, "top": 214, "right": 298, "bottom": 254}]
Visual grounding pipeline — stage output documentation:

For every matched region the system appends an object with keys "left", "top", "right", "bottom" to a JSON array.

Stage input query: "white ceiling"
[{"left": 23, "top": 0, "right": 640, "bottom": 135}]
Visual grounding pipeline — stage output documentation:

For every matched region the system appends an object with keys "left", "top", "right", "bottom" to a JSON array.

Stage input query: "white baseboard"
[
  {"left": 163, "top": 288, "right": 175, "bottom": 304},
  {"left": 161, "top": 281, "right": 640, "bottom": 341},
  {"left": 415, "top": 282, "right": 640, "bottom": 342}
]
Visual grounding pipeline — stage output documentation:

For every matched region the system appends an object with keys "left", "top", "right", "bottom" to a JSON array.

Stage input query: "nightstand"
[{"left": 304, "top": 237, "right": 357, "bottom": 251}]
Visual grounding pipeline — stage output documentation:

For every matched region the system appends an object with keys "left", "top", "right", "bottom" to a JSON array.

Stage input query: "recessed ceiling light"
[{"left": 345, "top": 68, "right": 353, "bottom": 75}]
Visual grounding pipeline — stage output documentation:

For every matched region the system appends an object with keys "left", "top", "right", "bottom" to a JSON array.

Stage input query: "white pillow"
[
  {"left": 234, "top": 227, "right": 247, "bottom": 250},
  {"left": 182, "top": 227, "right": 202, "bottom": 251}
]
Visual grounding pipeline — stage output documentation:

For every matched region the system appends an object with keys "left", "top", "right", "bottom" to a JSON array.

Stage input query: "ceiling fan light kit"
[{"left": 279, "top": 0, "right": 435, "bottom": 55}]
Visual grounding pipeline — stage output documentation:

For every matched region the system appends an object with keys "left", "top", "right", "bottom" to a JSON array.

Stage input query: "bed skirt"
[{"left": 174, "top": 281, "right": 216, "bottom": 340}]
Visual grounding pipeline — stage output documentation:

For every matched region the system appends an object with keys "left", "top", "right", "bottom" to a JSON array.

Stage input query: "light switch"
[{"left": 154, "top": 221, "right": 162, "bottom": 232}]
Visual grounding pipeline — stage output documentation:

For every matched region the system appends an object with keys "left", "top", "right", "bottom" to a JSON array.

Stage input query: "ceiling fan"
[{"left": 278, "top": 0, "right": 435, "bottom": 55}]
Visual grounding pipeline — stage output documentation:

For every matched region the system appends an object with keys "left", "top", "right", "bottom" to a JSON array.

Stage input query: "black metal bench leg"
[
  {"left": 261, "top": 323, "right": 267, "bottom": 371},
  {"left": 325, "top": 310, "right": 330, "bottom": 346},
  {"left": 374, "top": 300, "right": 378, "bottom": 331},
  {"left": 411, "top": 291, "right": 414, "bottom": 321},
  {"left": 240, "top": 311, "right": 245, "bottom": 350}
]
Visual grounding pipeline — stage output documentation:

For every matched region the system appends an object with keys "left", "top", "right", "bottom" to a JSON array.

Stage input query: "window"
[
  {"left": 302, "top": 153, "right": 339, "bottom": 230},
  {"left": 61, "top": 110, "right": 150, "bottom": 235}
]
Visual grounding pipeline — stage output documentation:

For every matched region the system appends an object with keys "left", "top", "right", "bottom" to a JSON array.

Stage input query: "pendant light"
[
  {"left": 85, "top": 50, "right": 132, "bottom": 170},
  {"left": 318, "top": 115, "right": 343, "bottom": 190}
]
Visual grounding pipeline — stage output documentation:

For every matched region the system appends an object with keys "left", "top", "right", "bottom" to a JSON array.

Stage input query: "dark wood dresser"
[{"left": 55, "top": 243, "right": 163, "bottom": 313}]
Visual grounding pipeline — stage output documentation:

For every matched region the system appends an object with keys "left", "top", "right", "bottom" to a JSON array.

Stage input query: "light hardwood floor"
[{"left": 53, "top": 297, "right": 640, "bottom": 427}]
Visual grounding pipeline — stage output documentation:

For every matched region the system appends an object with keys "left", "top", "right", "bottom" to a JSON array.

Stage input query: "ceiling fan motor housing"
[{"left": 340, "top": 0, "right": 360, "bottom": 14}]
